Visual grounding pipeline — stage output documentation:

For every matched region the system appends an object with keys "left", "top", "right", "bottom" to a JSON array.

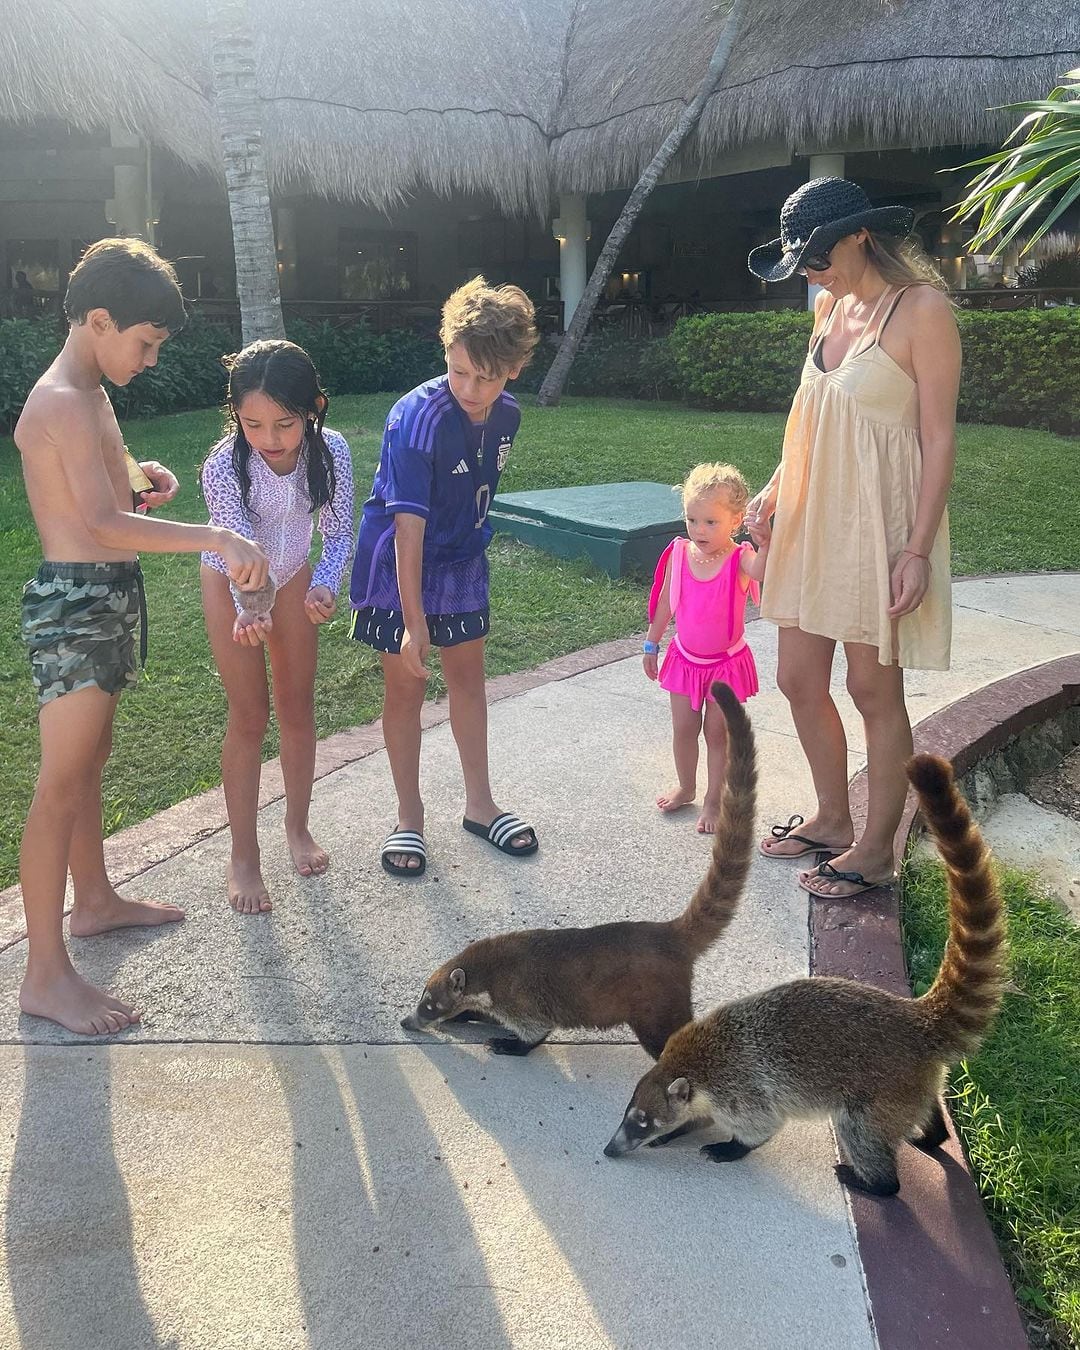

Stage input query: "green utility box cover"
[{"left": 490, "top": 481, "right": 683, "bottom": 579}]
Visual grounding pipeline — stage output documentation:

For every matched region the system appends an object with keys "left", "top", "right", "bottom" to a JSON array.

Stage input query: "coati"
[
  {"left": 401, "top": 681, "right": 757, "bottom": 1059},
  {"left": 604, "top": 753, "right": 1004, "bottom": 1197}
]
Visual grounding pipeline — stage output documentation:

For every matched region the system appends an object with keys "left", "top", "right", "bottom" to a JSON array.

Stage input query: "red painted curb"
[{"left": 811, "top": 653, "right": 1080, "bottom": 1350}]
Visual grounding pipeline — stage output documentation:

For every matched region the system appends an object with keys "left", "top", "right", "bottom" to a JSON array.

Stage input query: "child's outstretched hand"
[
  {"left": 305, "top": 586, "right": 336, "bottom": 624},
  {"left": 643, "top": 651, "right": 659, "bottom": 681},
  {"left": 233, "top": 609, "right": 272, "bottom": 645}
]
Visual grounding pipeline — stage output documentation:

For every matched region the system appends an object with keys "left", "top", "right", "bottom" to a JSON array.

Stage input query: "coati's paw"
[
  {"left": 487, "top": 1036, "right": 535, "bottom": 1056},
  {"left": 911, "top": 1111, "right": 950, "bottom": 1153},
  {"left": 700, "top": 1138, "right": 755, "bottom": 1163},
  {"left": 834, "top": 1163, "right": 900, "bottom": 1197}
]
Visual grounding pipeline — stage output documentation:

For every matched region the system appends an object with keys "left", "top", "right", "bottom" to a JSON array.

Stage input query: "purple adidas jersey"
[{"left": 350, "top": 376, "right": 520, "bottom": 610}]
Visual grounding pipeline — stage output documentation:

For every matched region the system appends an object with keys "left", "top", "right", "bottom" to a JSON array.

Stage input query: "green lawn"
[
  {"left": 903, "top": 858, "right": 1080, "bottom": 1347},
  {"left": 0, "top": 393, "right": 1077, "bottom": 890}
]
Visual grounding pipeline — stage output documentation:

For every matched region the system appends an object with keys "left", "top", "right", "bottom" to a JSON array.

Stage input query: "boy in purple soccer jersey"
[{"left": 350, "top": 278, "right": 539, "bottom": 877}]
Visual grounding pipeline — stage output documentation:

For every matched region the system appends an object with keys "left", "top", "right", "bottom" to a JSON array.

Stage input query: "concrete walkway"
[{"left": 1, "top": 573, "right": 1078, "bottom": 1350}]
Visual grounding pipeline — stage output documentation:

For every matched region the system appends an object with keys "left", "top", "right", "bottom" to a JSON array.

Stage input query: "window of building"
[
  {"left": 6, "top": 238, "right": 59, "bottom": 293},
  {"left": 339, "top": 229, "right": 417, "bottom": 300}
]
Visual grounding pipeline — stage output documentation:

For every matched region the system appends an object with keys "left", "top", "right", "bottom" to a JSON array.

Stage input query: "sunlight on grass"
[{"left": 903, "top": 858, "right": 1080, "bottom": 1346}]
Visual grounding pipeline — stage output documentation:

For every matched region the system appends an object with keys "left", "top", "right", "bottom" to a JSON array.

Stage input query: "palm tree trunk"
[
  {"left": 209, "top": 0, "right": 285, "bottom": 344},
  {"left": 537, "top": 0, "right": 748, "bottom": 406}
]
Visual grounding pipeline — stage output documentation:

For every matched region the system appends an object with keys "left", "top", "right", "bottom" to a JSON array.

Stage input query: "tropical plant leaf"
[{"left": 950, "top": 73, "right": 1080, "bottom": 257}]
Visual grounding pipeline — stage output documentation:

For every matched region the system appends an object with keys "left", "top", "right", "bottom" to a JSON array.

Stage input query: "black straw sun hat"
[{"left": 748, "top": 177, "right": 915, "bottom": 283}]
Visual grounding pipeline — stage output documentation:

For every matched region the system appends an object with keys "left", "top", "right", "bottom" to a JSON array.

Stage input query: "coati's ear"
[
  {"left": 667, "top": 1077, "right": 691, "bottom": 1103},
  {"left": 449, "top": 968, "right": 467, "bottom": 995}
]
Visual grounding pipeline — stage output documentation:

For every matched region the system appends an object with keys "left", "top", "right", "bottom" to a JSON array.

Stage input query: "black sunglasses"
[{"left": 798, "top": 248, "right": 834, "bottom": 276}]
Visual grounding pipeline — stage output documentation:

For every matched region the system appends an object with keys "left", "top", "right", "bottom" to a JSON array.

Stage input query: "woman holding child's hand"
[{"left": 747, "top": 176, "right": 960, "bottom": 901}]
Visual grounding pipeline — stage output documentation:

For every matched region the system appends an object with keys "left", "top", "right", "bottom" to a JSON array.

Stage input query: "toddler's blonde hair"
[{"left": 679, "top": 462, "right": 750, "bottom": 513}]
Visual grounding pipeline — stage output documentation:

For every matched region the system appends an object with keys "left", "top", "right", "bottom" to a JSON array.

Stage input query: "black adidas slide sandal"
[
  {"left": 381, "top": 829, "right": 427, "bottom": 878},
  {"left": 462, "top": 813, "right": 539, "bottom": 857}
]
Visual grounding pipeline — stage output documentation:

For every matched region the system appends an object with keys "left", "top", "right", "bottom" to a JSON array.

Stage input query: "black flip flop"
[
  {"left": 380, "top": 829, "right": 427, "bottom": 878},
  {"left": 798, "top": 861, "right": 895, "bottom": 898},
  {"left": 462, "top": 812, "right": 539, "bottom": 857},
  {"left": 759, "top": 813, "right": 845, "bottom": 860}
]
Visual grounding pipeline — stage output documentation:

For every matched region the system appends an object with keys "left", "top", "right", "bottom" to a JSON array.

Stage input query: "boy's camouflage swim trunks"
[{"left": 21, "top": 561, "right": 147, "bottom": 705}]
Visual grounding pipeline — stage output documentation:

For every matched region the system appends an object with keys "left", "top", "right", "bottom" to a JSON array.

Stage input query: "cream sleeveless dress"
[{"left": 760, "top": 287, "right": 951, "bottom": 670}]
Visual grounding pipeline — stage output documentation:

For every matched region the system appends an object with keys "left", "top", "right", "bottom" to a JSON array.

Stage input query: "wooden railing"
[{"left": 947, "top": 287, "right": 1080, "bottom": 310}]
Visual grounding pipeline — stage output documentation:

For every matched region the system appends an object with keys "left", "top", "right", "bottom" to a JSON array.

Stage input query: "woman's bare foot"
[
  {"left": 69, "top": 889, "right": 185, "bottom": 938},
  {"left": 697, "top": 796, "right": 722, "bottom": 834},
  {"left": 20, "top": 961, "right": 141, "bottom": 1036},
  {"left": 287, "top": 826, "right": 329, "bottom": 878},
  {"left": 228, "top": 858, "right": 272, "bottom": 914},
  {"left": 657, "top": 785, "right": 695, "bottom": 812},
  {"left": 759, "top": 812, "right": 853, "bottom": 858},
  {"left": 799, "top": 844, "right": 896, "bottom": 897}
]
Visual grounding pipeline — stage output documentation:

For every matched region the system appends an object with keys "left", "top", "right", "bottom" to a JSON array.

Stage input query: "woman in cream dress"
[{"left": 746, "top": 178, "right": 961, "bottom": 899}]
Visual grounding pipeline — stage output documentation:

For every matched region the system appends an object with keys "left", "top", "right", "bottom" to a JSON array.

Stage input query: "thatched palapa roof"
[
  {"left": 1, "top": 0, "right": 1078, "bottom": 213},
  {"left": 552, "top": 0, "right": 1080, "bottom": 191}
]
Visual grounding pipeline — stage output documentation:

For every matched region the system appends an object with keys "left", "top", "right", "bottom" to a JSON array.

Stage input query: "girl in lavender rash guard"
[{"left": 200, "top": 340, "right": 354, "bottom": 915}]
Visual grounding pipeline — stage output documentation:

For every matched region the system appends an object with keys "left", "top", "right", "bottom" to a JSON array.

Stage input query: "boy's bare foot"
[
  {"left": 228, "top": 859, "right": 272, "bottom": 914},
  {"left": 697, "top": 798, "right": 722, "bottom": 834},
  {"left": 759, "top": 811, "right": 853, "bottom": 858},
  {"left": 69, "top": 890, "right": 185, "bottom": 937},
  {"left": 287, "top": 827, "right": 329, "bottom": 878},
  {"left": 20, "top": 964, "right": 141, "bottom": 1037},
  {"left": 657, "top": 785, "right": 695, "bottom": 812}
]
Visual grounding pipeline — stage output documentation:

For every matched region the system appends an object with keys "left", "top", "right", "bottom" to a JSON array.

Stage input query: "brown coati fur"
[
  {"left": 604, "top": 753, "right": 1005, "bottom": 1197},
  {"left": 401, "top": 681, "right": 757, "bottom": 1059}
]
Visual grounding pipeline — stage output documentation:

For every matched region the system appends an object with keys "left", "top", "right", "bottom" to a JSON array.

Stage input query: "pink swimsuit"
[
  {"left": 201, "top": 430, "right": 355, "bottom": 612},
  {"left": 649, "top": 538, "right": 760, "bottom": 710}
]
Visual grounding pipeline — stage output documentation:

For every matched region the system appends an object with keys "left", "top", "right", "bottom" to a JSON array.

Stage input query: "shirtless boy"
[{"left": 14, "top": 237, "right": 269, "bottom": 1036}]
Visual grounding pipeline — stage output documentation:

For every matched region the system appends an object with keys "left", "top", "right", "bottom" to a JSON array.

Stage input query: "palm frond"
[{"left": 951, "top": 70, "right": 1080, "bottom": 256}]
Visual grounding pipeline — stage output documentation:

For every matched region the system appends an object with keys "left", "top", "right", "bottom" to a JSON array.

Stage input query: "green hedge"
[
  {"left": 4, "top": 307, "right": 1079, "bottom": 434},
  {"left": 515, "top": 333, "right": 680, "bottom": 401},
  {"left": 953, "top": 310, "right": 1080, "bottom": 432},
  {"left": 667, "top": 311, "right": 813, "bottom": 413},
  {"left": 0, "top": 318, "right": 66, "bottom": 432},
  {"left": 0, "top": 314, "right": 444, "bottom": 431},
  {"left": 665, "top": 307, "right": 1080, "bottom": 434}
]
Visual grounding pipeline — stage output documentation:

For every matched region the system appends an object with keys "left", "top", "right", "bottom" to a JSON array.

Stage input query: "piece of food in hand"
[
  {"left": 124, "top": 449, "right": 154, "bottom": 493},
  {"left": 124, "top": 448, "right": 154, "bottom": 511},
  {"left": 231, "top": 578, "right": 277, "bottom": 616}
]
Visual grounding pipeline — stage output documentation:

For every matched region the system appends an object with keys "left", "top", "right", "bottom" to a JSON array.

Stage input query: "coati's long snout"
[{"left": 401, "top": 966, "right": 469, "bottom": 1035}]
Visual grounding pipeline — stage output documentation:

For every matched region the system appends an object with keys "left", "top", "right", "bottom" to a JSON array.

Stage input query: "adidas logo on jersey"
[{"left": 451, "top": 458, "right": 470, "bottom": 475}]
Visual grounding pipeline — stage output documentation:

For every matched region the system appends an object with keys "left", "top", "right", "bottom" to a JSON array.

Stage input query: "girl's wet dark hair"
[{"left": 222, "top": 340, "right": 337, "bottom": 519}]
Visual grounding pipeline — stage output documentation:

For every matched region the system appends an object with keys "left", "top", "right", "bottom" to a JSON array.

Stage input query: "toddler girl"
[
  {"left": 201, "top": 340, "right": 354, "bottom": 913},
  {"left": 644, "top": 463, "right": 767, "bottom": 833}
]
